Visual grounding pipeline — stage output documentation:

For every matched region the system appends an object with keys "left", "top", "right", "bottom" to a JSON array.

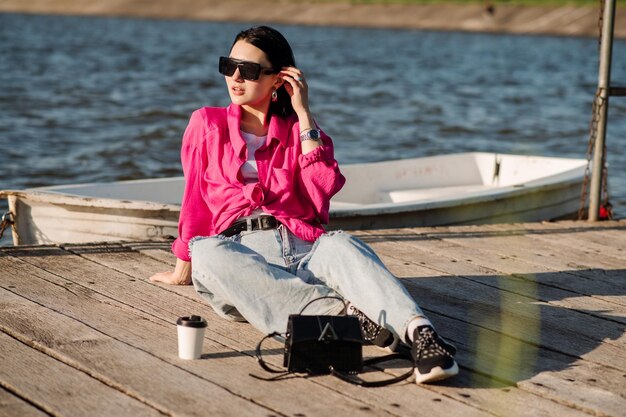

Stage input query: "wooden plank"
[
  {"left": 353, "top": 247, "right": 626, "bottom": 408},
  {"left": 0, "top": 386, "right": 50, "bottom": 417},
  {"left": 425, "top": 372, "right": 593, "bottom": 417},
  {"left": 372, "top": 255, "right": 626, "bottom": 417},
  {"left": 430, "top": 225, "right": 626, "bottom": 284},
  {"left": 0, "top": 331, "right": 163, "bottom": 417},
  {"left": 0, "top": 261, "right": 286, "bottom": 417},
  {"left": 121, "top": 240, "right": 177, "bottom": 265},
  {"left": 355, "top": 226, "right": 626, "bottom": 307},
  {"left": 356, "top": 244, "right": 621, "bottom": 396},
  {"left": 362, "top": 235, "right": 626, "bottom": 354},
  {"left": 429, "top": 224, "right": 626, "bottom": 306},
  {"left": 378, "top": 250, "right": 626, "bottom": 372},
  {"left": 2, "top": 221, "right": 622, "bottom": 417},
  {"left": 54, "top": 243, "right": 599, "bottom": 417},
  {"left": 476, "top": 222, "right": 626, "bottom": 267},
  {"left": 518, "top": 370, "right": 626, "bottom": 417},
  {"left": 424, "top": 309, "right": 626, "bottom": 417},
  {"left": 64, "top": 242, "right": 195, "bottom": 302},
  {"left": 0, "top": 291, "right": 273, "bottom": 417},
  {"left": 356, "top": 230, "right": 626, "bottom": 321},
  {"left": 0, "top": 250, "right": 488, "bottom": 417},
  {"left": 478, "top": 221, "right": 626, "bottom": 262}
]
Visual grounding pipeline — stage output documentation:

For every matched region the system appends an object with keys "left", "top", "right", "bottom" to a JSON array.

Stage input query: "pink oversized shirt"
[{"left": 171, "top": 104, "right": 346, "bottom": 261}]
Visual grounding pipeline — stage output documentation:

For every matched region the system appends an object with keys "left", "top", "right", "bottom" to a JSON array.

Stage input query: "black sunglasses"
[{"left": 218, "top": 56, "right": 277, "bottom": 81}]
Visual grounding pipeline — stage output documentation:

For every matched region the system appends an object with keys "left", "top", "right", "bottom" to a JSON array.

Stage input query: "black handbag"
[
  {"left": 284, "top": 314, "right": 363, "bottom": 374},
  {"left": 253, "top": 296, "right": 415, "bottom": 387}
]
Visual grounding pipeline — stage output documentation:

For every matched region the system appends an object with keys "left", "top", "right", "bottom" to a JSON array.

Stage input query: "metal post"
[{"left": 588, "top": 0, "right": 616, "bottom": 221}]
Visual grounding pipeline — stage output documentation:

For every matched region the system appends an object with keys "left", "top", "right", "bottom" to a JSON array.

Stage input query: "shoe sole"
[{"left": 415, "top": 361, "right": 459, "bottom": 384}]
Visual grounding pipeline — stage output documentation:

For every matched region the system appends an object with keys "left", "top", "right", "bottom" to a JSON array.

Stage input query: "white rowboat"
[{"left": 0, "top": 152, "right": 587, "bottom": 245}]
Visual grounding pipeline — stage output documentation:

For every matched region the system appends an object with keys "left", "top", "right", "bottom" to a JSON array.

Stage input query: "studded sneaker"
[
  {"left": 412, "top": 325, "right": 459, "bottom": 383},
  {"left": 348, "top": 305, "right": 397, "bottom": 349}
]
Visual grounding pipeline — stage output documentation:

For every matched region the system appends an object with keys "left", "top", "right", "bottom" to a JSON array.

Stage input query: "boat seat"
[{"left": 384, "top": 185, "right": 494, "bottom": 203}]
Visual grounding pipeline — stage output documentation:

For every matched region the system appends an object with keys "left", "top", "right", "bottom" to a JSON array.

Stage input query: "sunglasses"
[{"left": 218, "top": 56, "right": 277, "bottom": 81}]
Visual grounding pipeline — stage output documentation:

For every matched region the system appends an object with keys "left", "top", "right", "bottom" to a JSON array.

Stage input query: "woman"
[{"left": 150, "top": 26, "right": 458, "bottom": 384}]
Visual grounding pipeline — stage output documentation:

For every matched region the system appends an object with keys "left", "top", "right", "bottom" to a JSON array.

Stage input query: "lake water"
[{"left": 1, "top": 13, "right": 625, "bottom": 246}]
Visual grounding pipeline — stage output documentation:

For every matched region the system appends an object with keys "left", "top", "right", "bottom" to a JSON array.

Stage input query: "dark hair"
[{"left": 232, "top": 26, "right": 296, "bottom": 119}]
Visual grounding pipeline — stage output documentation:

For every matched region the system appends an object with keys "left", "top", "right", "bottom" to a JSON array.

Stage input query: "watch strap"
[{"left": 300, "top": 129, "right": 321, "bottom": 142}]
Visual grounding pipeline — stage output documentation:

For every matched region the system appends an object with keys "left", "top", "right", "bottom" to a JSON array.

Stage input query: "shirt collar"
[{"left": 227, "top": 104, "right": 291, "bottom": 156}]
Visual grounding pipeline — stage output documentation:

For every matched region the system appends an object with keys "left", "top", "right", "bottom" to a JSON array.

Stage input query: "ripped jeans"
[{"left": 189, "top": 225, "right": 425, "bottom": 338}]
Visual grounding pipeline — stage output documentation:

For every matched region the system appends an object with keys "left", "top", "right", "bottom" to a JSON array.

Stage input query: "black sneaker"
[
  {"left": 348, "top": 306, "right": 397, "bottom": 349},
  {"left": 412, "top": 325, "right": 458, "bottom": 383}
]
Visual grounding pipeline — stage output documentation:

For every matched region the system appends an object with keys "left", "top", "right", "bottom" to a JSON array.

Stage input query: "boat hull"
[
  {"left": 3, "top": 191, "right": 179, "bottom": 245},
  {"left": 328, "top": 180, "right": 582, "bottom": 230},
  {"left": 1, "top": 153, "right": 587, "bottom": 245}
]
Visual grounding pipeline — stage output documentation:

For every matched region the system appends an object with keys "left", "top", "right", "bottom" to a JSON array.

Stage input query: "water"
[{"left": 1, "top": 13, "right": 625, "bottom": 246}]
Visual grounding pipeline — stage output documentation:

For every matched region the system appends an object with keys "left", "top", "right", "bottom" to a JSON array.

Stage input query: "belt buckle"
[{"left": 246, "top": 218, "right": 253, "bottom": 231}]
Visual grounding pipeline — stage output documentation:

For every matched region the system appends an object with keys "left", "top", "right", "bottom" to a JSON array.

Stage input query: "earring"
[{"left": 271, "top": 89, "right": 278, "bottom": 102}]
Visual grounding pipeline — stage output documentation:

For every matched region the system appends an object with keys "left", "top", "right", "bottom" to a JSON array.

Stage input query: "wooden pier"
[{"left": 1, "top": 220, "right": 625, "bottom": 417}]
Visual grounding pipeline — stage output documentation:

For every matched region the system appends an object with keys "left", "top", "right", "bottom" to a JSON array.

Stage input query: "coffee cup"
[{"left": 176, "top": 315, "right": 207, "bottom": 359}]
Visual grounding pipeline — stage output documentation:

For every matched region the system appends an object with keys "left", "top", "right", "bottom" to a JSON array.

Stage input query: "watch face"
[{"left": 300, "top": 129, "right": 321, "bottom": 142}]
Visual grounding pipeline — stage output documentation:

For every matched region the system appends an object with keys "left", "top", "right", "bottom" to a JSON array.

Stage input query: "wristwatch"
[{"left": 299, "top": 128, "right": 321, "bottom": 142}]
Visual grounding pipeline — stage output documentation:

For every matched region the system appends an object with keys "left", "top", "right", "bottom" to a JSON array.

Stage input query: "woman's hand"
[
  {"left": 280, "top": 66, "right": 320, "bottom": 154},
  {"left": 149, "top": 270, "right": 191, "bottom": 285},
  {"left": 149, "top": 259, "right": 192, "bottom": 285},
  {"left": 280, "top": 66, "right": 311, "bottom": 119}
]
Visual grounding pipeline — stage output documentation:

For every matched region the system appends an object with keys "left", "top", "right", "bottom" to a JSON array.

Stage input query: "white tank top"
[
  {"left": 239, "top": 130, "right": 269, "bottom": 220},
  {"left": 240, "top": 130, "right": 267, "bottom": 184}
]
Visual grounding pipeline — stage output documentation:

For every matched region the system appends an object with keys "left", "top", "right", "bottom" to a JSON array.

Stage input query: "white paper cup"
[{"left": 176, "top": 315, "right": 207, "bottom": 360}]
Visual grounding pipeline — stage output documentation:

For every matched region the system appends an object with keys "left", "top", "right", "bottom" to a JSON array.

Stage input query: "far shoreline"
[{"left": 1, "top": 0, "right": 625, "bottom": 39}]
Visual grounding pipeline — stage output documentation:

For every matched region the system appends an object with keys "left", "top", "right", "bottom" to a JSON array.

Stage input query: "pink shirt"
[{"left": 171, "top": 104, "right": 346, "bottom": 261}]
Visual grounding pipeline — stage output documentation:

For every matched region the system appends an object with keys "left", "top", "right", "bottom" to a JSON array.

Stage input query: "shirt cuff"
[
  {"left": 172, "top": 237, "right": 191, "bottom": 262},
  {"left": 298, "top": 145, "right": 333, "bottom": 169}
]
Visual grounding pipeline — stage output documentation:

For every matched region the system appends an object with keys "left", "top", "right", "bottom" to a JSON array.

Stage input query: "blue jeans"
[{"left": 190, "top": 226, "right": 424, "bottom": 339}]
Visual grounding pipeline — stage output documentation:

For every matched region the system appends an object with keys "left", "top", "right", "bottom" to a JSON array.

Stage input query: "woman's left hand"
[
  {"left": 149, "top": 258, "right": 192, "bottom": 285},
  {"left": 280, "top": 67, "right": 310, "bottom": 117},
  {"left": 280, "top": 66, "right": 320, "bottom": 154},
  {"left": 149, "top": 270, "right": 192, "bottom": 285}
]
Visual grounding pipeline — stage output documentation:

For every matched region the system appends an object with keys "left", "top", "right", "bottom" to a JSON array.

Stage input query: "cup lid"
[{"left": 177, "top": 315, "right": 207, "bottom": 328}]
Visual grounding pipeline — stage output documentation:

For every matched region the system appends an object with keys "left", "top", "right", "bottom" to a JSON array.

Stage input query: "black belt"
[{"left": 221, "top": 216, "right": 280, "bottom": 237}]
